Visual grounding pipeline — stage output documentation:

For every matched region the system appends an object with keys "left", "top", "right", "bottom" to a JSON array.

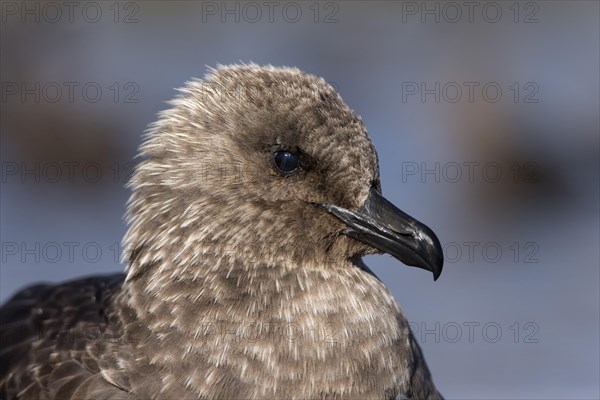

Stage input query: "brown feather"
[{"left": 1, "top": 64, "right": 442, "bottom": 399}]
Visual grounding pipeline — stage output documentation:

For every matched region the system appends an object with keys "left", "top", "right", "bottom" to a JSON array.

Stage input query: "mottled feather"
[{"left": 1, "top": 64, "right": 442, "bottom": 399}]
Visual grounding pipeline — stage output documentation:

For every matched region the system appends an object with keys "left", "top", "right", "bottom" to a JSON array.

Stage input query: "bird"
[{"left": 0, "top": 64, "right": 444, "bottom": 399}]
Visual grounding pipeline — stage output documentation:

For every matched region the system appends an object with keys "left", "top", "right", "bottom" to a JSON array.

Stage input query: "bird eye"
[{"left": 273, "top": 151, "right": 300, "bottom": 174}]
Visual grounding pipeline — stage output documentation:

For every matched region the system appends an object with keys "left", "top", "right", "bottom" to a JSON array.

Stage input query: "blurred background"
[{"left": 1, "top": 1, "right": 598, "bottom": 398}]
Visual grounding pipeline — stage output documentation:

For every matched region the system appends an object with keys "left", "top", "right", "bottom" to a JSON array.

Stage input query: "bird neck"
[{"left": 115, "top": 252, "right": 413, "bottom": 398}]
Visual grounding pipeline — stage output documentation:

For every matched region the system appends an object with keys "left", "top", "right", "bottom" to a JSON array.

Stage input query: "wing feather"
[{"left": 0, "top": 274, "right": 129, "bottom": 399}]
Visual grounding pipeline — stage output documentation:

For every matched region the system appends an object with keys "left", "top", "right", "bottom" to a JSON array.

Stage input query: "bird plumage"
[{"left": 1, "top": 64, "right": 443, "bottom": 399}]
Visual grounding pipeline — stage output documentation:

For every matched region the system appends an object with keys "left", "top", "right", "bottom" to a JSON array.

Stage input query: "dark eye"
[{"left": 273, "top": 151, "right": 300, "bottom": 174}]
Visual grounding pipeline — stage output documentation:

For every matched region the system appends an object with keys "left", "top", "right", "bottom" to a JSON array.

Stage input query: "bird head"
[{"left": 124, "top": 64, "right": 443, "bottom": 280}]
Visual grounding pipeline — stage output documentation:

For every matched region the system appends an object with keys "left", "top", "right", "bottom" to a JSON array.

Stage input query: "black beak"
[{"left": 321, "top": 187, "right": 444, "bottom": 280}]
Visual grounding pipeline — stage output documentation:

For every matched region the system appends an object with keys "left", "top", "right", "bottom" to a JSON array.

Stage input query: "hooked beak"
[{"left": 321, "top": 187, "right": 444, "bottom": 280}]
